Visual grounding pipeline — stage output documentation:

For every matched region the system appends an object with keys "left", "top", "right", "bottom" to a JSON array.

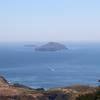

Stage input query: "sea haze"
[{"left": 0, "top": 42, "right": 100, "bottom": 89}]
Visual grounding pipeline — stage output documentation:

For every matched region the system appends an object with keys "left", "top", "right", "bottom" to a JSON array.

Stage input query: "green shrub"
[{"left": 76, "top": 94, "right": 96, "bottom": 100}]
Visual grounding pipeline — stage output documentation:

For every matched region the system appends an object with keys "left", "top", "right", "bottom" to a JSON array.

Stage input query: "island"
[
  {"left": 35, "top": 42, "right": 68, "bottom": 51},
  {"left": 0, "top": 75, "right": 100, "bottom": 100}
]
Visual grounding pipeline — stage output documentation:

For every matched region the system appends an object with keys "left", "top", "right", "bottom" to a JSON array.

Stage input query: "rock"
[
  {"left": 98, "top": 80, "right": 100, "bottom": 82},
  {"left": 0, "top": 76, "right": 48, "bottom": 100},
  {"left": 12, "top": 83, "right": 33, "bottom": 90},
  {"left": 0, "top": 76, "right": 9, "bottom": 86},
  {"left": 35, "top": 42, "right": 67, "bottom": 51},
  {"left": 46, "top": 85, "right": 97, "bottom": 100},
  {"left": 35, "top": 88, "right": 45, "bottom": 91},
  {"left": 46, "top": 91, "right": 71, "bottom": 100}
]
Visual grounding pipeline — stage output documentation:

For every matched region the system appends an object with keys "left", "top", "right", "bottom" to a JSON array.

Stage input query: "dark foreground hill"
[{"left": 0, "top": 75, "right": 100, "bottom": 100}]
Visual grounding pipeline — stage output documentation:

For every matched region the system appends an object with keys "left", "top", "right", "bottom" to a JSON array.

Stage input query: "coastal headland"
[{"left": 0, "top": 76, "right": 100, "bottom": 100}]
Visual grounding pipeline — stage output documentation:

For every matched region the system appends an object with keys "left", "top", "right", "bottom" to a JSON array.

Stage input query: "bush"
[{"left": 76, "top": 94, "right": 96, "bottom": 100}]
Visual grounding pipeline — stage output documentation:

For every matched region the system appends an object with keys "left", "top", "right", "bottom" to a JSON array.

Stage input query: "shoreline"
[{"left": 0, "top": 75, "right": 100, "bottom": 100}]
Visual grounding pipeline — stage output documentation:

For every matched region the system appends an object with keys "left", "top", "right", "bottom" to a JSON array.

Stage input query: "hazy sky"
[{"left": 0, "top": 0, "right": 100, "bottom": 42}]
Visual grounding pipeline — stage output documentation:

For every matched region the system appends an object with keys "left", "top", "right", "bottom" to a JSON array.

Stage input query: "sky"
[{"left": 0, "top": 0, "right": 100, "bottom": 42}]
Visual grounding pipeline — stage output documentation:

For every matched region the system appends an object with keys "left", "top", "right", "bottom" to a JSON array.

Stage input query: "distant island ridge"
[{"left": 35, "top": 42, "right": 68, "bottom": 51}]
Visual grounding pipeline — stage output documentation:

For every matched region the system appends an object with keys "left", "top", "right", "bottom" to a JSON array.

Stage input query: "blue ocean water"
[{"left": 0, "top": 42, "right": 100, "bottom": 89}]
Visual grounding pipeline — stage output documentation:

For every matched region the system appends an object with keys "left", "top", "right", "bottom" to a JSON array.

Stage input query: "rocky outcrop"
[
  {"left": 12, "top": 83, "right": 33, "bottom": 90},
  {"left": 46, "top": 85, "right": 97, "bottom": 100},
  {"left": 35, "top": 42, "right": 67, "bottom": 51},
  {"left": 0, "top": 76, "right": 48, "bottom": 100},
  {"left": 0, "top": 76, "right": 9, "bottom": 86},
  {"left": 0, "top": 76, "right": 99, "bottom": 100}
]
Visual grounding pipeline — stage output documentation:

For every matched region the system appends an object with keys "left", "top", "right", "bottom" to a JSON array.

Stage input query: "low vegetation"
[{"left": 1, "top": 75, "right": 100, "bottom": 100}]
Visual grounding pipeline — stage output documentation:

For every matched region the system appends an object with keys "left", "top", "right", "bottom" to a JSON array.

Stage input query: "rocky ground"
[{"left": 0, "top": 75, "right": 100, "bottom": 100}]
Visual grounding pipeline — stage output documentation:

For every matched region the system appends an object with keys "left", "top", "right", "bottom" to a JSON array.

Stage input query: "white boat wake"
[{"left": 48, "top": 66, "right": 56, "bottom": 72}]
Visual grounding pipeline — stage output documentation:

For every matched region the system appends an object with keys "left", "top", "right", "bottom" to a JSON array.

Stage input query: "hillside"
[{"left": 0, "top": 76, "right": 100, "bottom": 100}]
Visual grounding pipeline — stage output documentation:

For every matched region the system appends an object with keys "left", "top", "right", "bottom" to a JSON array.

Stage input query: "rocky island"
[
  {"left": 0, "top": 75, "right": 100, "bottom": 100},
  {"left": 35, "top": 42, "right": 68, "bottom": 51}
]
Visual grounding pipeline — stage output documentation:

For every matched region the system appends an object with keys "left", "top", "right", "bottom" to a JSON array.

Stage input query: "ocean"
[{"left": 0, "top": 42, "right": 100, "bottom": 89}]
